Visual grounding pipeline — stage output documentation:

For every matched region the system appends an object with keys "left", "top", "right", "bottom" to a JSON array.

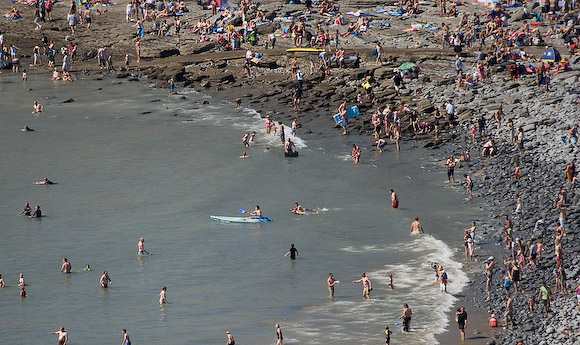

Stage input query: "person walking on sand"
[
  {"left": 100, "top": 271, "right": 111, "bottom": 288},
  {"left": 284, "top": 243, "right": 298, "bottom": 260},
  {"left": 389, "top": 189, "right": 398, "bottom": 209},
  {"left": 327, "top": 273, "right": 338, "bottom": 298},
  {"left": 504, "top": 293, "right": 514, "bottom": 329},
  {"left": 50, "top": 327, "right": 68, "bottom": 345},
  {"left": 411, "top": 217, "right": 424, "bottom": 234},
  {"left": 275, "top": 323, "right": 283, "bottom": 345},
  {"left": 352, "top": 273, "right": 372, "bottom": 299},
  {"left": 137, "top": 237, "right": 149, "bottom": 255},
  {"left": 457, "top": 306, "right": 467, "bottom": 341},
  {"left": 399, "top": 304, "right": 412, "bottom": 332},
  {"left": 226, "top": 331, "right": 235, "bottom": 345},
  {"left": 485, "top": 256, "right": 495, "bottom": 300},
  {"left": 538, "top": 281, "right": 551, "bottom": 316},
  {"left": 159, "top": 286, "right": 168, "bottom": 304},
  {"left": 121, "top": 329, "right": 131, "bottom": 345}
]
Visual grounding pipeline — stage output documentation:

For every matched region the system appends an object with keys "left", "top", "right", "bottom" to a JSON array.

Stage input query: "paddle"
[{"left": 239, "top": 209, "right": 246, "bottom": 214}]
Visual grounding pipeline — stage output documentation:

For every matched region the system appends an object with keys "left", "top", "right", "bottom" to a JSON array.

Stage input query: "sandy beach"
[{"left": 2, "top": 0, "right": 580, "bottom": 344}]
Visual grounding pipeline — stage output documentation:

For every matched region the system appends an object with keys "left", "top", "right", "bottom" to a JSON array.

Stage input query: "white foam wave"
[{"left": 293, "top": 235, "right": 467, "bottom": 345}]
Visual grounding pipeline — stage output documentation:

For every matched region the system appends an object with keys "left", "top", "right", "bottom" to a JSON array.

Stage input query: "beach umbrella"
[
  {"left": 541, "top": 47, "right": 561, "bottom": 63},
  {"left": 398, "top": 62, "right": 417, "bottom": 70}
]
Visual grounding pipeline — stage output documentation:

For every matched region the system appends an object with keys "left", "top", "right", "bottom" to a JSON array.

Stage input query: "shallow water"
[{"left": 0, "top": 75, "right": 481, "bottom": 345}]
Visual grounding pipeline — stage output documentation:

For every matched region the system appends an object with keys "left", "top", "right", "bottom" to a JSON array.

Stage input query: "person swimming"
[{"left": 34, "top": 177, "right": 54, "bottom": 185}]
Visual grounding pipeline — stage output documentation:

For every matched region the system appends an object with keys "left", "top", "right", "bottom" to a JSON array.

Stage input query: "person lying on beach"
[
  {"left": 5, "top": 7, "right": 20, "bottom": 20},
  {"left": 35, "top": 178, "right": 54, "bottom": 185}
]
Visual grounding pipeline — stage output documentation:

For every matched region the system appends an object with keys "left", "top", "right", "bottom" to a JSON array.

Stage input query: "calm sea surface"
[{"left": 0, "top": 74, "right": 481, "bottom": 345}]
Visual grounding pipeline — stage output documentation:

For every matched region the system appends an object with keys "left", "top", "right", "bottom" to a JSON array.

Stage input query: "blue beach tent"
[{"left": 541, "top": 47, "right": 561, "bottom": 63}]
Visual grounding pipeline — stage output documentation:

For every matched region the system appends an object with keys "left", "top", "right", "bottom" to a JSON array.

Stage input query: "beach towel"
[{"left": 4, "top": 14, "right": 22, "bottom": 20}]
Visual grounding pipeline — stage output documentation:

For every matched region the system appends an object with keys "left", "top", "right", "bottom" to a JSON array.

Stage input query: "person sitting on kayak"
[
  {"left": 250, "top": 205, "right": 262, "bottom": 218},
  {"left": 291, "top": 203, "right": 306, "bottom": 215},
  {"left": 285, "top": 138, "right": 296, "bottom": 154}
]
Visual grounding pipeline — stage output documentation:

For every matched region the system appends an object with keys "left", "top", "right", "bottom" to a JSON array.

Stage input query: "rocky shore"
[{"left": 3, "top": 0, "right": 580, "bottom": 344}]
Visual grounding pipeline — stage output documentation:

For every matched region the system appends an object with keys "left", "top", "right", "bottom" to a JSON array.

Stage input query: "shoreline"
[{"left": 3, "top": 0, "right": 580, "bottom": 344}]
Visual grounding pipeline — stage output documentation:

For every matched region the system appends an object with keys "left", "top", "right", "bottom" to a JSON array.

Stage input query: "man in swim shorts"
[
  {"left": 122, "top": 329, "right": 131, "bottom": 345},
  {"left": 446, "top": 155, "right": 456, "bottom": 183},
  {"left": 327, "top": 273, "right": 337, "bottom": 297},
  {"left": 390, "top": 189, "right": 398, "bottom": 208},
  {"left": 100, "top": 271, "right": 111, "bottom": 288},
  {"left": 159, "top": 286, "right": 168, "bottom": 304},
  {"left": 352, "top": 273, "right": 372, "bottom": 299},
  {"left": 137, "top": 237, "right": 149, "bottom": 255},
  {"left": 50, "top": 327, "right": 68, "bottom": 345}
]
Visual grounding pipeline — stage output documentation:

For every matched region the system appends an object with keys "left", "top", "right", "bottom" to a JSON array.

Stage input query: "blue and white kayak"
[{"left": 210, "top": 215, "right": 272, "bottom": 223}]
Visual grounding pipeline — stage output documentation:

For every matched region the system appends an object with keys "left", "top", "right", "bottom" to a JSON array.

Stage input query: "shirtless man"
[
  {"left": 18, "top": 273, "right": 26, "bottom": 286},
  {"left": 352, "top": 273, "right": 372, "bottom": 299},
  {"left": 327, "top": 273, "right": 338, "bottom": 297},
  {"left": 226, "top": 331, "right": 235, "bottom": 345},
  {"left": 50, "top": 327, "right": 68, "bottom": 345},
  {"left": 399, "top": 304, "right": 412, "bottom": 332},
  {"left": 32, "top": 100, "right": 44, "bottom": 114},
  {"left": 137, "top": 237, "right": 149, "bottom": 255},
  {"left": 121, "top": 329, "right": 131, "bottom": 345},
  {"left": 389, "top": 274, "right": 395, "bottom": 289},
  {"left": 159, "top": 286, "right": 168, "bottom": 304},
  {"left": 35, "top": 177, "right": 54, "bottom": 185},
  {"left": 100, "top": 271, "right": 111, "bottom": 288},
  {"left": 60, "top": 258, "right": 71, "bottom": 273},
  {"left": 446, "top": 155, "right": 456, "bottom": 183},
  {"left": 0, "top": 274, "right": 5, "bottom": 287},
  {"left": 389, "top": 189, "right": 399, "bottom": 209},
  {"left": 411, "top": 217, "right": 424, "bottom": 234}
]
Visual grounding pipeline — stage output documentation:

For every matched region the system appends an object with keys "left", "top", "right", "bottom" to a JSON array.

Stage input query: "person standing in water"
[
  {"left": 352, "top": 273, "right": 372, "bottom": 299},
  {"left": 100, "top": 271, "right": 111, "bottom": 288},
  {"left": 275, "top": 323, "right": 283, "bottom": 345},
  {"left": 399, "top": 304, "right": 412, "bottom": 332},
  {"left": 410, "top": 217, "right": 424, "bottom": 234},
  {"left": 159, "top": 286, "right": 168, "bottom": 304},
  {"left": 60, "top": 258, "right": 71, "bottom": 273},
  {"left": 327, "top": 273, "right": 338, "bottom": 298},
  {"left": 121, "top": 329, "right": 131, "bottom": 345},
  {"left": 226, "top": 331, "right": 235, "bottom": 345},
  {"left": 137, "top": 237, "right": 149, "bottom": 256},
  {"left": 390, "top": 189, "right": 399, "bottom": 209},
  {"left": 284, "top": 243, "right": 298, "bottom": 260},
  {"left": 49, "top": 327, "right": 68, "bottom": 345}
]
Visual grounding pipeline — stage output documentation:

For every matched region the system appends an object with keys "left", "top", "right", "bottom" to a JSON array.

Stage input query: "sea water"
[{"left": 0, "top": 75, "right": 481, "bottom": 345}]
